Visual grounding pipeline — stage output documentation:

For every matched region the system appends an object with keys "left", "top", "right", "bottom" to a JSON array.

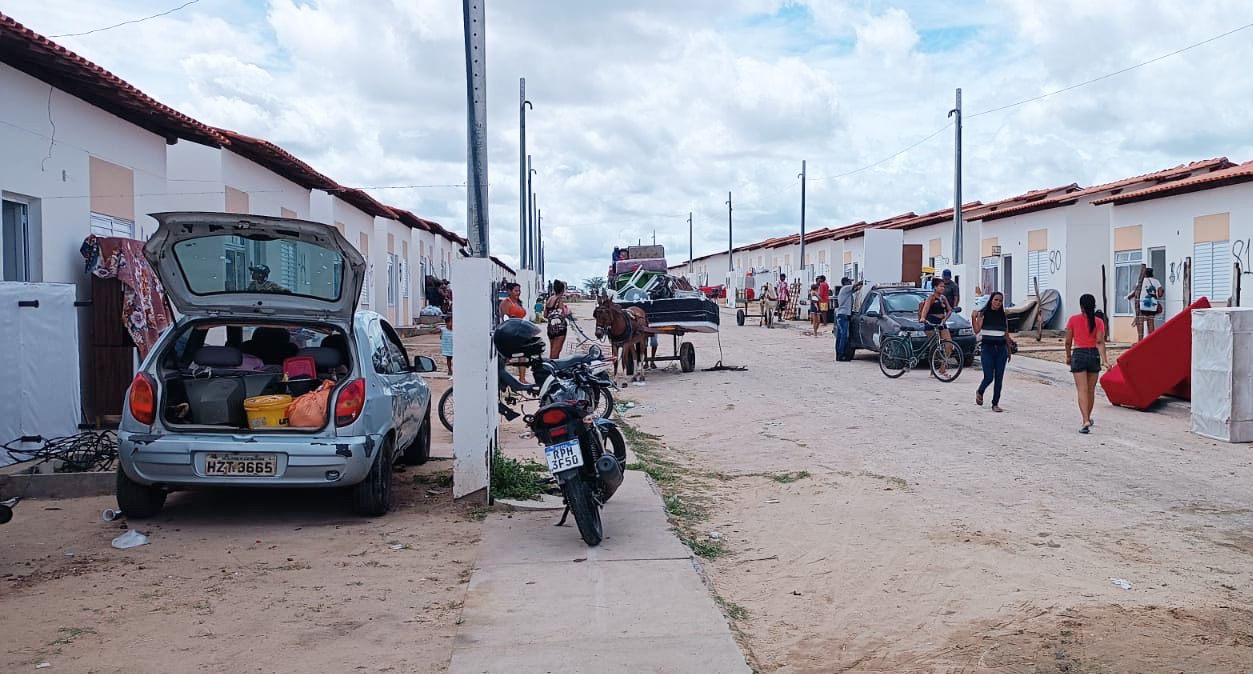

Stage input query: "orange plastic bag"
[{"left": 286, "top": 380, "right": 334, "bottom": 428}]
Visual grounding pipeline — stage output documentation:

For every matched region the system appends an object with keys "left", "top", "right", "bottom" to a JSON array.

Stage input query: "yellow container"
[{"left": 244, "top": 394, "right": 293, "bottom": 429}]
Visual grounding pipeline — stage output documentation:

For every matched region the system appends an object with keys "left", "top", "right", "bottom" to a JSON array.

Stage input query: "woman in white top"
[{"left": 1128, "top": 267, "right": 1164, "bottom": 341}]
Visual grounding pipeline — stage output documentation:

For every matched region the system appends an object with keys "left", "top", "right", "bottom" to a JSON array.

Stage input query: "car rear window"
[{"left": 172, "top": 234, "right": 344, "bottom": 300}]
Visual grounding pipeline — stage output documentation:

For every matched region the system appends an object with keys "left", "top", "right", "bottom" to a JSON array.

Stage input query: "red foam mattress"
[{"left": 1099, "top": 297, "right": 1211, "bottom": 410}]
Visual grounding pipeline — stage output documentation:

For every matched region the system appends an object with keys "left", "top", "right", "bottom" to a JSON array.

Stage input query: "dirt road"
[
  {"left": 620, "top": 309, "right": 1253, "bottom": 673},
  {"left": 0, "top": 457, "right": 481, "bottom": 673}
]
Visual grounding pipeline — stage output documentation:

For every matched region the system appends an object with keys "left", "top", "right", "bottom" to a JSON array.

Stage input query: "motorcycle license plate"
[{"left": 544, "top": 440, "right": 583, "bottom": 473}]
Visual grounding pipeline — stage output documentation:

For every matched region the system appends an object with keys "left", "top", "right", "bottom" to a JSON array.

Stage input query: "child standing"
[{"left": 440, "top": 314, "right": 454, "bottom": 375}]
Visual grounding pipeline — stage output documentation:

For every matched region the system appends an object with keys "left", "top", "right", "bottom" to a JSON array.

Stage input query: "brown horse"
[{"left": 593, "top": 296, "right": 651, "bottom": 382}]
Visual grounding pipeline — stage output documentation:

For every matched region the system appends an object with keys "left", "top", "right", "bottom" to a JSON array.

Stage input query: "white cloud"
[{"left": 3, "top": 0, "right": 1253, "bottom": 284}]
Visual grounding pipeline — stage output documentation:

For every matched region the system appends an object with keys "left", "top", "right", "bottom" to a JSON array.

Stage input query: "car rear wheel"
[
  {"left": 401, "top": 413, "right": 432, "bottom": 465},
  {"left": 116, "top": 466, "right": 166, "bottom": 519},
  {"left": 352, "top": 437, "right": 394, "bottom": 517}
]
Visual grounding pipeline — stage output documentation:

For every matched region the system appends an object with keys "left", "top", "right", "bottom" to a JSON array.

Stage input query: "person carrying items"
[
  {"left": 776, "top": 273, "right": 791, "bottom": 320},
  {"left": 545, "top": 280, "right": 572, "bottom": 359},
  {"left": 247, "top": 265, "right": 291, "bottom": 293},
  {"left": 1129, "top": 267, "right": 1164, "bottom": 342},
  {"left": 835, "top": 277, "right": 863, "bottom": 361}
]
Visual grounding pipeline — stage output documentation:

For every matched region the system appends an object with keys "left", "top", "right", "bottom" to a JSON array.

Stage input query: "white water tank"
[{"left": 1191, "top": 307, "right": 1253, "bottom": 442}]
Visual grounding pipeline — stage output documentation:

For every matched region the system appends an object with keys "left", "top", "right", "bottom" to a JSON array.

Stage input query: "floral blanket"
[{"left": 81, "top": 235, "right": 172, "bottom": 358}]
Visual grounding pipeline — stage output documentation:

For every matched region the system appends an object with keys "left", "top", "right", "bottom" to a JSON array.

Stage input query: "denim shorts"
[{"left": 1071, "top": 347, "right": 1101, "bottom": 373}]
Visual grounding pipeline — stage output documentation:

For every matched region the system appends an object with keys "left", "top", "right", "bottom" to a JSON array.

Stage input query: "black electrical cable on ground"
[{"left": 2, "top": 431, "right": 118, "bottom": 473}]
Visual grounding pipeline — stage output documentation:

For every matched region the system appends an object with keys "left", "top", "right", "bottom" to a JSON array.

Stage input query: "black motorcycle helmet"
[{"left": 494, "top": 318, "right": 545, "bottom": 357}]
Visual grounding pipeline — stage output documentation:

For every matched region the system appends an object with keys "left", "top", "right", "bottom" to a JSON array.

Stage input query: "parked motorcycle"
[
  {"left": 438, "top": 344, "right": 616, "bottom": 432},
  {"left": 495, "top": 320, "right": 628, "bottom": 546}
]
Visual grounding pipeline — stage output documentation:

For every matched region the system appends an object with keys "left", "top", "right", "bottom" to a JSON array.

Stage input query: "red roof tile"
[
  {"left": 216, "top": 128, "right": 338, "bottom": 191},
  {"left": 0, "top": 12, "right": 225, "bottom": 147},
  {"left": 963, "top": 184, "right": 1082, "bottom": 221},
  {"left": 1091, "top": 160, "right": 1253, "bottom": 205},
  {"left": 335, "top": 188, "right": 397, "bottom": 220},
  {"left": 973, "top": 159, "right": 1233, "bottom": 221}
]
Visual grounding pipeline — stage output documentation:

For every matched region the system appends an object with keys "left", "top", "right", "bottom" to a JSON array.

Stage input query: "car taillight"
[
  {"left": 128, "top": 373, "right": 156, "bottom": 426},
  {"left": 540, "top": 409, "right": 568, "bottom": 426},
  {"left": 335, "top": 378, "right": 366, "bottom": 427}
]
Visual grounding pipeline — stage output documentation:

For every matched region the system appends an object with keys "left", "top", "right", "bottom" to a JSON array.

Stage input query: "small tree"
[{"left": 583, "top": 276, "right": 606, "bottom": 295}]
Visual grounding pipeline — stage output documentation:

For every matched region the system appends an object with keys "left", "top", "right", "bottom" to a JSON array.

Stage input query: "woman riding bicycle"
[{"left": 919, "top": 279, "right": 953, "bottom": 343}]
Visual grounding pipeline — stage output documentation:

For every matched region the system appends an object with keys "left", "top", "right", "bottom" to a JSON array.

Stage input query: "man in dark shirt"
[{"left": 940, "top": 269, "right": 960, "bottom": 310}]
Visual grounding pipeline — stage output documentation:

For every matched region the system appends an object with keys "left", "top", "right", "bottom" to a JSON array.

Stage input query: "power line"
[
  {"left": 50, "top": 0, "right": 202, "bottom": 38},
  {"left": 803, "top": 19, "right": 1253, "bottom": 184},
  {"left": 968, "top": 20, "right": 1253, "bottom": 118}
]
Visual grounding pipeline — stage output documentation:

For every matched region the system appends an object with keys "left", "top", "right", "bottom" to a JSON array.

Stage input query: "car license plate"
[
  {"left": 204, "top": 453, "right": 278, "bottom": 477},
  {"left": 544, "top": 440, "right": 583, "bottom": 473}
]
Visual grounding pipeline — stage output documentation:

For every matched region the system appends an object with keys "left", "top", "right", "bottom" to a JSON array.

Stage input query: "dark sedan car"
[{"left": 837, "top": 285, "right": 976, "bottom": 364}]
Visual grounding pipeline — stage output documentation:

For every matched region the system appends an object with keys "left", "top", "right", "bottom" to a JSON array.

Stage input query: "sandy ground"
[
  {"left": 619, "top": 308, "right": 1253, "bottom": 673},
  {"left": 0, "top": 414, "right": 479, "bottom": 674}
]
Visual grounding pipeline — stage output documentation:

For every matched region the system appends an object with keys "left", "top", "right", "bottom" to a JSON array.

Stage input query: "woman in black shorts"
[{"left": 1064, "top": 294, "right": 1108, "bottom": 434}]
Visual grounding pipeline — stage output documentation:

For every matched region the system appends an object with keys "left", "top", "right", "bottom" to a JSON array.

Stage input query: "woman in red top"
[
  {"left": 498, "top": 282, "right": 530, "bottom": 382},
  {"left": 1064, "top": 293, "right": 1109, "bottom": 434}
]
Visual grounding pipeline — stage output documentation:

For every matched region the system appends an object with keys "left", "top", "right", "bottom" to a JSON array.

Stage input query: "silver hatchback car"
[{"left": 117, "top": 212, "right": 436, "bottom": 518}]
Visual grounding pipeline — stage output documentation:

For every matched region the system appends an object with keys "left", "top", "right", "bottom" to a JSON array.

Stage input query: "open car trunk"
[{"left": 157, "top": 320, "right": 353, "bottom": 432}]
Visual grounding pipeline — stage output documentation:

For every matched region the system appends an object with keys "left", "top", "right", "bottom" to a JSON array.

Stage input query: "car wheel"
[
  {"left": 402, "top": 413, "right": 432, "bottom": 465},
  {"left": 352, "top": 437, "right": 394, "bottom": 517},
  {"left": 116, "top": 466, "right": 166, "bottom": 519}
]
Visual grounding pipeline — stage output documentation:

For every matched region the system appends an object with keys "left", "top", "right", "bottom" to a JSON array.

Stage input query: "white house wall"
[
  {"left": 219, "top": 151, "right": 311, "bottom": 219},
  {"left": 1105, "top": 182, "right": 1253, "bottom": 341},
  {"left": 978, "top": 208, "right": 1070, "bottom": 309},
  {"left": 1, "top": 63, "right": 170, "bottom": 285}
]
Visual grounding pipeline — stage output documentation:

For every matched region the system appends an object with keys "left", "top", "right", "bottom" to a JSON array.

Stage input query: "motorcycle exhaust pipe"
[{"left": 595, "top": 454, "right": 624, "bottom": 502}]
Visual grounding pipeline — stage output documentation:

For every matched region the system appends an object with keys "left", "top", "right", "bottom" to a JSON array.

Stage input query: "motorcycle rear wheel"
[{"left": 563, "top": 477, "right": 603, "bottom": 546}]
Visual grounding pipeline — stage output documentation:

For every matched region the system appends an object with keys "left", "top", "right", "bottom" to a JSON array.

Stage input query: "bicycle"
[{"left": 878, "top": 327, "right": 964, "bottom": 382}]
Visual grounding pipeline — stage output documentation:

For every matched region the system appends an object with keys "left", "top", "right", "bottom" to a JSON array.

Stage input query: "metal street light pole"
[
  {"left": 726, "top": 192, "right": 733, "bottom": 272},
  {"left": 799, "top": 160, "right": 807, "bottom": 275},
  {"left": 519, "top": 78, "right": 532, "bottom": 269},
  {"left": 537, "top": 208, "right": 543, "bottom": 278},
  {"left": 527, "top": 156, "right": 535, "bottom": 269},
  {"left": 949, "top": 88, "right": 963, "bottom": 266},
  {"left": 688, "top": 211, "right": 693, "bottom": 275}
]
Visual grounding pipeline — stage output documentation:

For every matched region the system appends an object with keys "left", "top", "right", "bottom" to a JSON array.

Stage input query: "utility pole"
[
  {"left": 799, "top": 160, "right": 807, "bottom": 275},
  {"left": 949, "top": 88, "right": 963, "bottom": 266},
  {"left": 688, "top": 211, "right": 693, "bottom": 275},
  {"left": 726, "top": 191, "right": 733, "bottom": 272},
  {"left": 652, "top": 230, "right": 656, "bottom": 246},
  {"left": 518, "top": 78, "right": 531, "bottom": 268},
  {"left": 537, "top": 208, "right": 543, "bottom": 277},
  {"left": 462, "top": 0, "right": 488, "bottom": 256}
]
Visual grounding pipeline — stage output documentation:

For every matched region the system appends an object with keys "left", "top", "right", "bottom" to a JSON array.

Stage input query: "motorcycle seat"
[{"left": 548, "top": 353, "right": 594, "bottom": 371}]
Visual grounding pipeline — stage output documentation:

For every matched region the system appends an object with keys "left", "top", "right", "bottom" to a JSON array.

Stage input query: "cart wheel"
[
  {"left": 736, "top": 310, "right": 746, "bottom": 326},
  {"left": 679, "top": 342, "right": 696, "bottom": 372}
]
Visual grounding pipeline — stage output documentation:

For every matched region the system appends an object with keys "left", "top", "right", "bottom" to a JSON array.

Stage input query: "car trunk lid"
[{"left": 145, "top": 212, "right": 365, "bottom": 321}]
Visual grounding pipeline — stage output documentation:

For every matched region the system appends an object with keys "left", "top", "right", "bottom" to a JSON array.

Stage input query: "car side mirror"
[{"left": 412, "top": 355, "right": 438, "bottom": 373}]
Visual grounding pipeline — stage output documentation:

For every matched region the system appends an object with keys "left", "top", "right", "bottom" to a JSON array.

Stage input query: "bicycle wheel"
[
  {"left": 438, "top": 387, "right": 454, "bottom": 431},
  {"left": 930, "top": 339, "right": 964, "bottom": 382},
  {"left": 878, "top": 337, "right": 909, "bottom": 378}
]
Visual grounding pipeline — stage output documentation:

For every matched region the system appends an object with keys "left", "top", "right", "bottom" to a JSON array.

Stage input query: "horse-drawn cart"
[{"left": 599, "top": 245, "right": 720, "bottom": 375}]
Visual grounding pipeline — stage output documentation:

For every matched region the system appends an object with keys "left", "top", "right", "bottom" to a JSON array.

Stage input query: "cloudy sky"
[{"left": 5, "top": 0, "right": 1253, "bottom": 285}]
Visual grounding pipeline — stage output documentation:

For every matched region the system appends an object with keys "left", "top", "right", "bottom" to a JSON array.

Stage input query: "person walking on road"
[
  {"left": 973, "top": 291, "right": 1014, "bottom": 412},
  {"left": 807, "top": 283, "right": 821, "bottom": 337},
  {"left": 1065, "top": 293, "right": 1108, "bottom": 434},
  {"left": 440, "top": 313, "right": 454, "bottom": 376},
  {"left": 835, "top": 277, "right": 862, "bottom": 361},
  {"left": 816, "top": 275, "right": 832, "bottom": 334},
  {"left": 545, "top": 280, "right": 571, "bottom": 359}
]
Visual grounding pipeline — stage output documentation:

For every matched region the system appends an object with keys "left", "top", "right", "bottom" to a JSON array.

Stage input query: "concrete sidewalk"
[{"left": 449, "top": 472, "right": 752, "bottom": 674}]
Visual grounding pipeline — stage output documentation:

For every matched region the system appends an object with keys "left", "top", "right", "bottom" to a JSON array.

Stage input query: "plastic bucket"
[{"left": 244, "top": 394, "right": 293, "bottom": 429}]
